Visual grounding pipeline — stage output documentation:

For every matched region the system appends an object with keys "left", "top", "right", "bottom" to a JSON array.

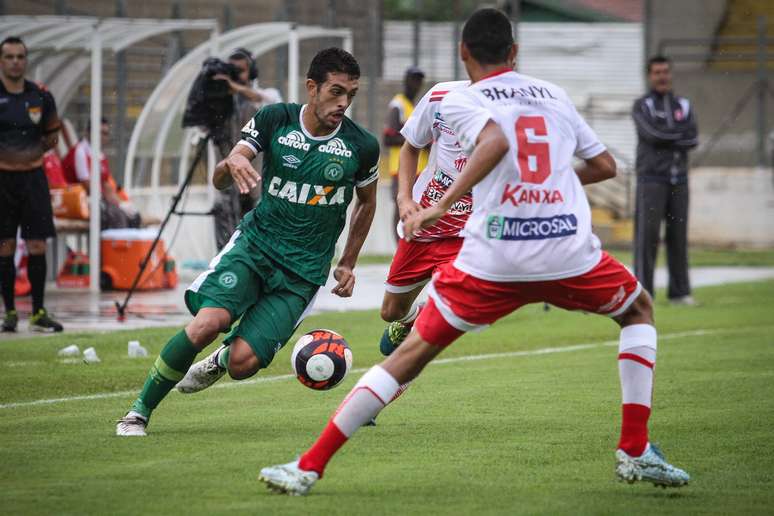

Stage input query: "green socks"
[{"left": 131, "top": 330, "right": 199, "bottom": 418}]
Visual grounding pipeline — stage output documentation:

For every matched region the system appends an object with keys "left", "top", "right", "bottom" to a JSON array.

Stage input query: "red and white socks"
[
  {"left": 617, "top": 323, "right": 657, "bottom": 457},
  {"left": 299, "top": 365, "right": 400, "bottom": 476}
]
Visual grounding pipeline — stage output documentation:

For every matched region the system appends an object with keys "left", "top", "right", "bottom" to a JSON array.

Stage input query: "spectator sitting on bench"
[{"left": 62, "top": 117, "right": 141, "bottom": 230}]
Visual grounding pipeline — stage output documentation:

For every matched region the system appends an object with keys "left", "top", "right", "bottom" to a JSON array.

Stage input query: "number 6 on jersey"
[{"left": 515, "top": 116, "right": 551, "bottom": 185}]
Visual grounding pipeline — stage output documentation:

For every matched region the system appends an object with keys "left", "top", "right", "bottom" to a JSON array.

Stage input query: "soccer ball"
[{"left": 291, "top": 329, "right": 353, "bottom": 390}]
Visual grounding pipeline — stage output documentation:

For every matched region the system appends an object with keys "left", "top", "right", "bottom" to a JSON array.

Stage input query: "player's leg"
[
  {"left": 0, "top": 238, "right": 17, "bottom": 332},
  {"left": 0, "top": 172, "right": 22, "bottom": 332},
  {"left": 544, "top": 252, "right": 688, "bottom": 486},
  {"left": 260, "top": 263, "right": 517, "bottom": 495},
  {"left": 182, "top": 275, "right": 320, "bottom": 393},
  {"left": 118, "top": 231, "right": 259, "bottom": 434},
  {"left": 116, "top": 307, "right": 232, "bottom": 436},
  {"left": 260, "top": 302, "right": 457, "bottom": 495},
  {"left": 22, "top": 168, "right": 61, "bottom": 331},
  {"left": 379, "top": 238, "right": 462, "bottom": 355},
  {"left": 612, "top": 291, "right": 689, "bottom": 486},
  {"left": 379, "top": 289, "right": 424, "bottom": 356}
]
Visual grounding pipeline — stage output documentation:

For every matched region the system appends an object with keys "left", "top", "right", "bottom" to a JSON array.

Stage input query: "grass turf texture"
[{"left": 1, "top": 280, "right": 773, "bottom": 515}]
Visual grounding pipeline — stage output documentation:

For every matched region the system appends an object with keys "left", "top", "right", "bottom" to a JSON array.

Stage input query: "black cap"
[{"left": 405, "top": 65, "right": 425, "bottom": 78}]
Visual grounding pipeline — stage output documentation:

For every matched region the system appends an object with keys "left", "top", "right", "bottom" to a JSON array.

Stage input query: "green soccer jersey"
[{"left": 238, "top": 103, "right": 380, "bottom": 285}]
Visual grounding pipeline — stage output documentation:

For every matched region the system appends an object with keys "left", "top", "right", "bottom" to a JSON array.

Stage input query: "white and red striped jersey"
[
  {"left": 440, "top": 69, "right": 607, "bottom": 281},
  {"left": 399, "top": 80, "right": 471, "bottom": 241}
]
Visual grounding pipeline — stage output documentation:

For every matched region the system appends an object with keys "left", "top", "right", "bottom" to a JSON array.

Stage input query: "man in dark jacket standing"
[{"left": 632, "top": 56, "right": 698, "bottom": 304}]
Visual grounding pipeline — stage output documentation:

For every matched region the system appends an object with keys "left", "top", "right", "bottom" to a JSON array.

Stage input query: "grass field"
[
  {"left": 1, "top": 280, "right": 773, "bottom": 515},
  {"left": 356, "top": 247, "right": 774, "bottom": 267}
]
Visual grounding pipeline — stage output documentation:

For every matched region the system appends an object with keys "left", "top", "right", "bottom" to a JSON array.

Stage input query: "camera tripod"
[{"left": 115, "top": 132, "right": 227, "bottom": 321}]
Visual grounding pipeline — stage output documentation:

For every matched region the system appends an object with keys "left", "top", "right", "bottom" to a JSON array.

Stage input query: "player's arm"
[
  {"left": 396, "top": 87, "right": 435, "bottom": 221},
  {"left": 572, "top": 101, "right": 613, "bottom": 185},
  {"left": 332, "top": 180, "right": 377, "bottom": 297},
  {"left": 216, "top": 104, "right": 278, "bottom": 191},
  {"left": 41, "top": 90, "right": 60, "bottom": 151},
  {"left": 213, "top": 143, "right": 259, "bottom": 193},
  {"left": 405, "top": 120, "right": 508, "bottom": 239},
  {"left": 575, "top": 150, "right": 617, "bottom": 185},
  {"left": 396, "top": 141, "right": 423, "bottom": 221}
]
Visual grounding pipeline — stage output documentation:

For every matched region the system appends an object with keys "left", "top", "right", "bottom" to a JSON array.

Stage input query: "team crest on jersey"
[
  {"left": 318, "top": 138, "right": 352, "bottom": 157},
  {"left": 28, "top": 106, "right": 42, "bottom": 124},
  {"left": 218, "top": 271, "right": 238, "bottom": 289},
  {"left": 278, "top": 130, "right": 310, "bottom": 151},
  {"left": 323, "top": 162, "right": 344, "bottom": 181}
]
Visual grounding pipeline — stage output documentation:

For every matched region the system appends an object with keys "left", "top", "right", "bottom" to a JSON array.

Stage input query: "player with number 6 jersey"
[{"left": 260, "top": 9, "right": 689, "bottom": 496}]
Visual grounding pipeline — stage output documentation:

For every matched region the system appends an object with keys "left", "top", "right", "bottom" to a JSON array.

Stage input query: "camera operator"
[{"left": 211, "top": 48, "right": 282, "bottom": 250}]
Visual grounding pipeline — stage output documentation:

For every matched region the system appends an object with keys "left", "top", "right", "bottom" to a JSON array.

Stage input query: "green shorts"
[{"left": 185, "top": 230, "right": 320, "bottom": 368}]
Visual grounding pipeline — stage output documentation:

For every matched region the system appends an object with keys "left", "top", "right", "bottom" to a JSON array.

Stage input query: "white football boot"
[
  {"left": 616, "top": 443, "right": 690, "bottom": 487},
  {"left": 115, "top": 412, "right": 148, "bottom": 437},
  {"left": 259, "top": 460, "right": 319, "bottom": 496},
  {"left": 176, "top": 345, "right": 227, "bottom": 394}
]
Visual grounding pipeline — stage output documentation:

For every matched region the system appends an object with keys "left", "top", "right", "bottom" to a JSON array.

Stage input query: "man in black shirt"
[
  {"left": 0, "top": 36, "right": 63, "bottom": 332},
  {"left": 632, "top": 56, "right": 698, "bottom": 305}
]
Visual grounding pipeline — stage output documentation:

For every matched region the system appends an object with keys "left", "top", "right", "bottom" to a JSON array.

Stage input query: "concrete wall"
[
  {"left": 677, "top": 70, "right": 771, "bottom": 168},
  {"left": 646, "top": 0, "right": 728, "bottom": 60},
  {"left": 645, "top": 0, "right": 774, "bottom": 168},
  {"left": 689, "top": 167, "right": 774, "bottom": 247}
]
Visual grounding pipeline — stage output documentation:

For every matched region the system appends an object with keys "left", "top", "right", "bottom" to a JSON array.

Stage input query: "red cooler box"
[{"left": 100, "top": 228, "right": 178, "bottom": 291}]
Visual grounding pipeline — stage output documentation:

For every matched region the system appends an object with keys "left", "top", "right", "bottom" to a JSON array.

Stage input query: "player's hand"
[
  {"left": 226, "top": 153, "right": 260, "bottom": 194},
  {"left": 332, "top": 265, "right": 355, "bottom": 298},
  {"left": 397, "top": 196, "right": 421, "bottom": 223},
  {"left": 404, "top": 205, "right": 445, "bottom": 241}
]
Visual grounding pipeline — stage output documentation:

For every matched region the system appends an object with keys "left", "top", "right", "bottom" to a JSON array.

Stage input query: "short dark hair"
[
  {"left": 306, "top": 47, "right": 360, "bottom": 85},
  {"left": 462, "top": 8, "right": 514, "bottom": 65},
  {"left": 0, "top": 36, "right": 27, "bottom": 57},
  {"left": 647, "top": 55, "right": 671, "bottom": 73}
]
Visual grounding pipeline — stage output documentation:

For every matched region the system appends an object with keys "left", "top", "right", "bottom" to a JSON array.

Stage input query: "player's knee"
[
  {"left": 0, "top": 239, "right": 16, "bottom": 256},
  {"left": 617, "top": 290, "right": 654, "bottom": 327},
  {"left": 186, "top": 311, "right": 230, "bottom": 348},
  {"left": 25, "top": 240, "right": 47, "bottom": 255},
  {"left": 380, "top": 298, "right": 408, "bottom": 322},
  {"left": 227, "top": 347, "right": 261, "bottom": 380},
  {"left": 380, "top": 303, "right": 400, "bottom": 322}
]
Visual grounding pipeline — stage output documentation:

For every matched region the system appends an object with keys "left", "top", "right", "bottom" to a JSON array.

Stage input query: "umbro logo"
[
  {"left": 278, "top": 130, "right": 310, "bottom": 151},
  {"left": 318, "top": 137, "right": 352, "bottom": 157},
  {"left": 282, "top": 154, "right": 302, "bottom": 168}
]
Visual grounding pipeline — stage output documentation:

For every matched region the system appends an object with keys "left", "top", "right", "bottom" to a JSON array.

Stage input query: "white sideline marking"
[{"left": 0, "top": 328, "right": 719, "bottom": 411}]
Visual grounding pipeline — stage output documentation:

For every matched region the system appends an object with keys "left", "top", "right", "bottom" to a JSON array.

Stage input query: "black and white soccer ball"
[{"left": 291, "top": 329, "right": 353, "bottom": 390}]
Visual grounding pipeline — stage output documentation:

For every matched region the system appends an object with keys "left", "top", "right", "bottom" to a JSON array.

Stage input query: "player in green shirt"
[{"left": 117, "top": 48, "right": 380, "bottom": 437}]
